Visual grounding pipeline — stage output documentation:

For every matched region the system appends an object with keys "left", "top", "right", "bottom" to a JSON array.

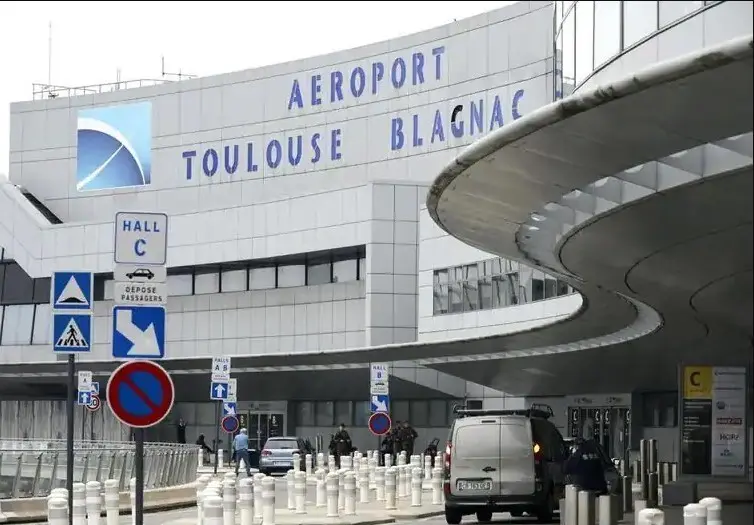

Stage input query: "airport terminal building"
[{"left": 0, "top": 0, "right": 751, "bottom": 475}]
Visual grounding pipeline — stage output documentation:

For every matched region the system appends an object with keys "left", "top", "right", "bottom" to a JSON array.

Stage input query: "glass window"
[
  {"left": 103, "top": 279, "right": 114, "bottom": 301},
  {"left": 295, "top": 401, "right": 316, "bottom": 426},
  {"left": 410, "top": 400, "right": 429, "bottom": 427},
  {"left": 593, "top": 1, "right": 621, "bottom": 68},
  {"left": 659, "top": 1, "right": 703, "bottom": 27},
  {"left": 544, "top": 277, "right": 558, "bottom": 299},
  {"left": 531, "top": 272, "right": 545, "bottom": 301},
  {"left": 561, "top": 6, "right": 576, "bottom": 86},
  {"left": 1, "top": 304, "right": 34, "bottom": 345},
  {"left": 461, "top": 264, "right": 479, "bottom": 311},
  {"left": 167, "top": 274, "right": 193, "bottom": 296},
  {"left": 333, "top": 259, "right": 357, "bottom": 283},
  {"left": 1, "top": 263, "right": 34, "bottom": 305},
  {"left": 278, "top": 265, "right": 305, "bottom": 288},
  {"left": 358, "top": 258, "right": 366, "bottom": 280},
  {"left": 307, "top": 263, "right": 331, "bottom": 286},
  {"left": 315, "top": 401, "right": 334, "bottom": 426},
  {"left": 32, "top": 303, "right": 51, "bottom": 345},
  {"left": 575, "top": 1, "right": 595, "bottom": 84},
  {"left": 221, "top": 269, "right": 247, "bottom": 292},
  {"left": 392, "top": 400, "right": 410, "bottom": 423},
  {"left": 557, "top": 280, "right": 571, "bottom": 296},
  {"left": 354, "top": 401, "right": 370, "bottom": 427},
  {"left": 249, "top": 267, "right": 275, "bottom": 290},
  {"left": 448, "top": 281, "right": 463, "bottom": 313},
  {"left": 478, "top": 277, "right": 493, "bottom": 310},
  {"left": 32, "top": 277, "right": 51, "bottom": 304},
  {"left": 429, "top": 400, "right": 448, "bottom": 427},
  {"left": 194, "top": 272, "right": 220, "bottom": 295},
  {"left": 624, "top": 1, "right": 659, "bottom": 48},
  {"left": 334, "top": 401, "right": 352, "bottom": 426}
]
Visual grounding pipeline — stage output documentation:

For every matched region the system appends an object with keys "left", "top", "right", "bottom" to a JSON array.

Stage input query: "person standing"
[
  {"left": 399, "top": 421, "right": 418, "bottom": 457},
  {"left": 331, "top": 423, "right": 352, "bottom": 467},
  {"left": 233, "top": 428, "right": 252, "bottom": 477},
  {"left": 564, "top": 418, "right": 607, "bottom": 494},
  {"left": 390, "top": 421, "right": 403, "bottom": 463},
  {"left": 176, "top": 418, "right": 187, "bottom": 444}
]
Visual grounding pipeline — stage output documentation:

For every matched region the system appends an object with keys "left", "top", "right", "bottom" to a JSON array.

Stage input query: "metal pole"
[
  {"left": 66, "top": 354, "right": 75, "bottom": 525},
  {"left": 214, "top": 401, "right": 220, "bottom": 474},
  {"left": 135, "top": 428, "right": 144, "bottom": 525}
]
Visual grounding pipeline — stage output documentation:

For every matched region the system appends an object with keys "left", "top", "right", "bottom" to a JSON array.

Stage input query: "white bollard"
[
  {"left": 328, "top": 454, "right": 336, "bottom": 471},
  {"left": 342, "top": 455, "right": 352, "bottom": 471},
  {"left": 399, "top": 451, "right": 407, "bottom": 465},
  {"left": 565, "top": 485, "right": 580, "bottom": 525},
  {"left": 293, "top": 453, "right": 301, "bottom": 472},
  {"left": 253, "top": 473, "right": 265, "bottom": 520},
  {"left": 431, "top": 467, "right": 443, "bottom": 505},
  {"left": 326, "top": 472, "right": 339, "bottom": 518},
  {"left": 344, "top": 471, "right": 357, "bottom": 515},
  {"left": 48, "top": 487, "right": 68, "bottom": 502},
  {"left": 699, "top": 497, "right": 722, "bottom": 525},
  {"left": 198, "top": 447, "right": 204, "bottom": 468},
  {"left": 637, "top": 508, "right": 664, "bottom": 525},
  {"left": 424, "top": 455, "right": 432, "bottom": 481},
  {"left": 384, "top": 453, "right": 392, "bottom": 467},
  {"left": 261, "top": 477, "right": 276, "bottom": 525},
  {"left": 385, "top": 467, "right": 397, "bottom": 510},
  {"left": 399, "top": 465, "right": 409, "bottom": 498},
  {"left": 238, "top": 478, "right": 253, "bottom": 525},
  {"left": 196, "top": 475, "right": 210, "bottom": 525},
  {"left": 218, "top": 449, "right": 224, "bottom": 469},
  {"left": 305, "top": 453, "right": 313, "bottom": 477},
  {"left": 316, "top": 452, "right": 324, "bottom": 469},
  {"left": 295, "top": 470, "right": 307, "bottom": 514},
  {"left": 359, "top": 464, "right": 370, "bottom": 504},
  {"left": 104, "top": 479, "right": 119, "bottom": 525},
  {"left": 286, "top": 469, "right": 296, "bottom": 510},
  {"left": 73, "top": 482, "right": 87, "bottom": 525},
  {"left": 203, "top": 494, "right": 223, "bottom": 525},
  {"left": 338, "top": 469, "right": 346, "bottom": 510},
  {"left": 86, "top": 481, "right": 102, "bottom": 525},
  {"left": 683, "top": 503, "right": 707, "bottom": 525},
  {"left": 48, "top": 496, "right": 68, "bottom": 525},
  {"left": 375, "top": 466, "right": 386, "bottom": 501},
  {"left": 411, "top": 467, "right": 423, "bottom": 507},
  {"left": 222, "top": 478, "right": 236, "bottom": 525},
  {"left": 316, "top": 468, "right": 327, "bottom": 508},
  {"left": 369, "top": 457, "right": 377, "bottom": 489}
]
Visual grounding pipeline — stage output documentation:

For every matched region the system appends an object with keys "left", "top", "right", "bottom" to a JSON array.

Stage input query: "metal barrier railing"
[{"left": 0, "top": 439, "right": 197, "bottom": 499}]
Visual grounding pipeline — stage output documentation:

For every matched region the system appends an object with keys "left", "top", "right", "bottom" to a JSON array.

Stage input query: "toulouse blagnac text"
[{"left": 181, "top": 45, "right": 525, "bottom": 180}]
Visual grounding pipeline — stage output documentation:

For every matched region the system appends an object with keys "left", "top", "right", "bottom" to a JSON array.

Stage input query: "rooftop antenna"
[
  {"left": 161, "top": 55, "right": 196, "bottom": 82},
  {"left": 47, "top": 22, "right": 58, "bottom": 98}
]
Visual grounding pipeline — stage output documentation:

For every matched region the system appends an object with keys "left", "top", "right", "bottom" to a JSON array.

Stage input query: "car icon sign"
[{"left": 126, "top": 268, "right": 155, "bottom": 280}]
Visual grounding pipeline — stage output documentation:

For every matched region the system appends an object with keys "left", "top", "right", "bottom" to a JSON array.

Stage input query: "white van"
[{"left": 443, "top": 405, "right": 568, "bottom": 524}]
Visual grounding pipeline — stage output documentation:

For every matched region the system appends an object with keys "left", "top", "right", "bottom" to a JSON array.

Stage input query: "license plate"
[
  {"left": 456, "top": 479, "right": 492, "bottom": 491},
  {"left": 273, "top": 461, "right": 288, "bottom": 466}
]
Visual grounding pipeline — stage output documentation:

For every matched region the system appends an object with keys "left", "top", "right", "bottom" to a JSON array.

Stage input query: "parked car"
[
  {"left": 258, "top": 436, "right": 309, "bottom": 475},
  {"left": 443, "top": 404, "right": 567, "bottom": 524}
]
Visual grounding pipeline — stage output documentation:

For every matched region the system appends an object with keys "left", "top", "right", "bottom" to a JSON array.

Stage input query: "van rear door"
[
  {"left": 499, "top": 417, "right": 536, "bottom": 495},
  {"left": 450, "top": 419, "right": 501, "bottom": 497}
]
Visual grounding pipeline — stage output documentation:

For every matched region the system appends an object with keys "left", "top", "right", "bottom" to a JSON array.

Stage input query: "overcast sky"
[{"left": 0, "top": 0, "right": 513, "bottom": 178}]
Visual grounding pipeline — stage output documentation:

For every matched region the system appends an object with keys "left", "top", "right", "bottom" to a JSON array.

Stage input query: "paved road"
[{"left": 416, "top": 503, "right": 754, "bottom": 525}]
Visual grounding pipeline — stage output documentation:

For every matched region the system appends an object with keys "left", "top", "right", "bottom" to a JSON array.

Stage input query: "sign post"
[
  {"left": 111, "top": 211, "right": 169, "bottom": 525},
  {"left": 369, "top": 363, "right": 390, "bottom": 452},
  {"left": 210, "top": 357, "right": 232, "bottom": 474},
  {"left": 51, "top": 270, "right": 93, "bottom": 525}
]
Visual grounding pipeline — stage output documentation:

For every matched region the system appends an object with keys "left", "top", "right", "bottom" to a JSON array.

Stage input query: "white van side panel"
[
  {"left": 499, "top": 419, "right": 537, "bottom": 495},
  {"left": 450, "top": 421, "right": 502, "bottom": 497}
]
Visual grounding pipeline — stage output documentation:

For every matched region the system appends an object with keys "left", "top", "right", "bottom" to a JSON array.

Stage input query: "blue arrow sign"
[
  {"left": 210, "top": 382, "right": 229, "bottom": 401},
  {"left": 52, "top": 271, "right": 93, "bottom": 311},
  {"left": 112, "top": 305, "right": 166, "bottom": 359},
  {"left": 77, "top": 390, "right": 92, "bottom": 406},
  {"left": 370, "top": 394, "right": 390, "bottom": 413},
  {"left": 91, "top": 382, "right": 100, "bottom": 396},
  {"left": 223, "top": 402, "right": 237, "bottom": 416}
]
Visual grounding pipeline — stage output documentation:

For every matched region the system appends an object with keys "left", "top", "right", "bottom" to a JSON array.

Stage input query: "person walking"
[
  {"left": 398, "top": 421, "right": 418, "bottom": 457},
  {"left": 233, "top": 428, "right": 253, "bottom": 477},
  {"left": 564, "top": 418, "right": 607, "bottom": 494},
  {"left": 330, "top": 423, "right": 352, "bottom": 468}
]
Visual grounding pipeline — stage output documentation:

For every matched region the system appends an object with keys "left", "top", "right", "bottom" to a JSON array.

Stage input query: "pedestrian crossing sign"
[{"left": 53, "top": 313, "right": 92, "bottom": 353}]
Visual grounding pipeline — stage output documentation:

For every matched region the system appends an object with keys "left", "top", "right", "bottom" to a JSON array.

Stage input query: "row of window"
[
  {"left": 292, "top": 398, "right": 463, "bottom": 429},
  {"left": 555, "top": 1, "right": 711, "bottom": 94},
  {"left": 641, "top": 391, "right": 678, "bottom": 428},
  {"left": 0, "top": 252, "right": 366, "bottom": 306},
  {"left": 432, "top": 257, "right": 574, "bottom": 315}
]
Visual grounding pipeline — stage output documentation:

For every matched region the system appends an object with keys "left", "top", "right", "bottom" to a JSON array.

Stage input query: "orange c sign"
[{"left": 683, "top": 366, "right": 712, "bottom": 399}]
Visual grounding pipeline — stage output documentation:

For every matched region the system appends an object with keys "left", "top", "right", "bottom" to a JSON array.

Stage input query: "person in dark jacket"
[
  {"left": 330, "top": 423, "right": 352, "bottom": 467},
  {"left": 379, "top": 433, "right": 394, "bottom": 466},
  {"left": 390, "top": 421, "right": 403, "bottom": 461},
  {"left": 176, "top": 418, "right": 187, "bottom": 444},
  {"left": 398, "top": 421, "right": 418, "bottom": 457},
  {"left": 564, "top": 418, "right": 607, "bottom": 494}
]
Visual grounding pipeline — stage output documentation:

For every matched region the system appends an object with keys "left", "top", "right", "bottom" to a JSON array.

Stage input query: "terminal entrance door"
[
  {"left": 567, "top": 407, "right": 630, "bottom": 459},
  {"left": 248, "top": 412, "right": 286, "bottom": 451}
]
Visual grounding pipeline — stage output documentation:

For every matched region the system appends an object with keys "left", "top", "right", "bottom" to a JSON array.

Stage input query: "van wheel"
[
  {"left": 476, "top": 509, "right": 493, "bottom": 522},
  {"left": 536, "top": 491, "right": 556, "bottom": 523},
  {"left": 445, "top": 506, "right": 463, "bottom": 524}
]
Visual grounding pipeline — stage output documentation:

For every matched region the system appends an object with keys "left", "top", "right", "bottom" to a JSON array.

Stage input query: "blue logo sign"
[
  {"left": 370, "top": 394, "right": 390, "bottom": 413},
  {"left": 53, "top": 313, "right": 92, "bottom": 353},
  {"left": 52, "top": 272, "right": 93, "bottom": 311},
  {"left": 223, "top": 402, "right": 237, "bottom": 416},
  {"left": 112, "top": 306, "right": 165, "bottom": 359},
  {"left": 91, "top": 382, "right": 100, "bottom": 396},
  {"left": 210, "top": 382, "right": 229, "bottom": 401},
  {"left": 77, "top": 102, "right": 152, "bottom": 192},
  {"left": 78, "top": 390, "right": 92, "bottom": 406}
]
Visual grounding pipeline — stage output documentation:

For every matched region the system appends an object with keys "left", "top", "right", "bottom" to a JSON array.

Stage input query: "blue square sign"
[
  {"left": 210, "top": 382, "right": 229, "bottom": 401},
  {"left": 53, "top": 313, "right": 92, "bottom": 353},
  {"left": 112, "top": 305, "right": 166, "bottom": 359},
  {"left": 52, "top": 272, "right": 93, "bottom": 311},
  {"left": 370, "top": 394, "right": 390, "bottom": 413},
  {"left": 78, "top": 390, "right": 92, "bottom": 406}
]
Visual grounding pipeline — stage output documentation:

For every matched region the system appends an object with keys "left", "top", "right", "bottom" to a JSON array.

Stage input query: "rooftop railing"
[
  {"left": 0, "top": 438, "right": 197, "bottom": 499},
  {"left": 31, "top": 79, "right": 173, "bottom": 101}
]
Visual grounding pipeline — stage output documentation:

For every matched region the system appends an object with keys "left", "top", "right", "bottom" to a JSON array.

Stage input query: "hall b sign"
[{"left": 680, "top": 365, "right": 749, "bottom": 477}]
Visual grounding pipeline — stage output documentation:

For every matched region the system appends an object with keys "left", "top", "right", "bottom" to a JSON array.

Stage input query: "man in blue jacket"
[
  {"left": 233, "top": 428, "right": 252, "bottom": 477},
  {"left": 564, "top": 418, "right": 607, "bottom": 494}
]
